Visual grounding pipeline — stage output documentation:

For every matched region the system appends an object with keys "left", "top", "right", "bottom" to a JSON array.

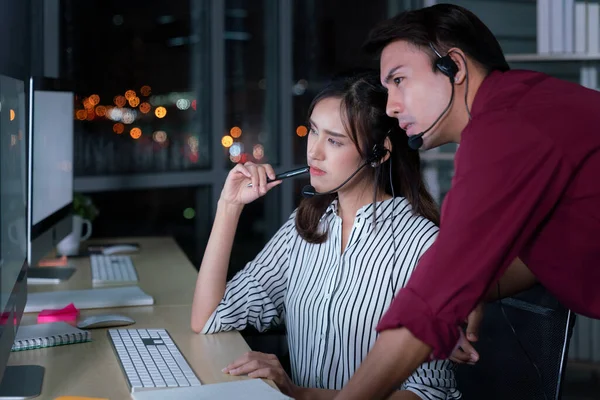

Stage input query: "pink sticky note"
[{"left": 37, "top": 303, "right": 79, "bottom": 324}]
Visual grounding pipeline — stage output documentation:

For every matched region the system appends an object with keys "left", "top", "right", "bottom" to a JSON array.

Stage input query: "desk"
[
  {"left": 9, "top": 237, "right": 265, "bottom": 399},
  {"left": 28, "top": 237, "right": 197, "bottom": 307},
  {"left": 9, "top": 305, "right": 255, "bottom": 399}
]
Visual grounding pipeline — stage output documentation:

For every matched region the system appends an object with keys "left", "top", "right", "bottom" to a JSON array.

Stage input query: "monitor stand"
[{"left": 0, "top": 365, "right": 44, "bottom": 399}]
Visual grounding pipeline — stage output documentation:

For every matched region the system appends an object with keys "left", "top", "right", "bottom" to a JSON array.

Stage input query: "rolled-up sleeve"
[
  {"left": 202, "top": 214, "right": 295, "bottom": 334},
  {"left": 377, "top": 114, "right": 571, "bottom": 359}
]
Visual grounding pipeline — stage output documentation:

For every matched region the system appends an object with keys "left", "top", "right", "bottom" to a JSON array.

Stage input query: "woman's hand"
[
  {"left": 220, "top": 162, "right": 281, "bottom": 206},
  {"left": 223, "top": 351, "right": 299, "bottom": 398}
]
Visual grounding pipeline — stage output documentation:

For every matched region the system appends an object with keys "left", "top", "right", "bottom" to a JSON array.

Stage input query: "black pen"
[{"left": 247, "top": 166, "right": 309, "bottom": 187}]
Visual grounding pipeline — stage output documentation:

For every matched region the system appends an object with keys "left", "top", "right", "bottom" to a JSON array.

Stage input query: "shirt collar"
[{"left": 323, "top": 197, "right": 413, "bottom": 223}]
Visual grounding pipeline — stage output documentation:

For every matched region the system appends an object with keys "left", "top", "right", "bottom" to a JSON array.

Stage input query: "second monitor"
[{"left": 27, "top": 77, "right": 74, "bottom": 268}]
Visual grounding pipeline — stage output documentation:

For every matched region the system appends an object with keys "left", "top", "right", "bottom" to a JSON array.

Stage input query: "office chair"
[{"left": 455, "top": 284, "right": 575, "bottom": 400}]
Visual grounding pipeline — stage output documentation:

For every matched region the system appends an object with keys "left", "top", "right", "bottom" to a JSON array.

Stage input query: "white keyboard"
[
  {"left": 25, "top": 286, "right": 154, "bottom": 313},
  {"left": 108, "top": 329, "right": 202, "bottom": 393},
  {"left": 91, "top": 254, "right": 139, "bottom": 286}
]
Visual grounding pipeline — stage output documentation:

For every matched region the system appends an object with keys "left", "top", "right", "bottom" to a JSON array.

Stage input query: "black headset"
[
  {"left": 366, "top": 143, "right": 388, "bottom": 166},
  {"left": 429, "top": 43, "right": 459, "bottom": 82}
]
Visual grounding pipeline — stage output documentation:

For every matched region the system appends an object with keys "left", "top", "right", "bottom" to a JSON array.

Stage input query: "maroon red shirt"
[{"left": 377, "top": 69, "right": 600, "bottom": 359}]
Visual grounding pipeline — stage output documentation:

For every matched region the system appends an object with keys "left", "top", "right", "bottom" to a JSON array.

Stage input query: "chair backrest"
[{"left": 455, "top": 284, "right": 575, "bottom": 400}]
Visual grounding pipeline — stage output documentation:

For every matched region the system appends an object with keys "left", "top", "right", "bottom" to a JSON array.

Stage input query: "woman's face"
[{"left": 306, "top": 97, "right": 364, "bottom": 194}]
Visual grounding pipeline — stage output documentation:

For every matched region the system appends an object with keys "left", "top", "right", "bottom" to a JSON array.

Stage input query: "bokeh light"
[
  {"left": 95, "top": 106, "right": 107, "bottom": 117},
  {"left": 155, "top": 106, "right": 167, "bottom": 118},
  {"left": 296, "top": 125, "right": 308, "bottom": 137},
  {"left": 221, "top": 135, "right": 233, "bottom": 148},
  {"left": 152, "top": 130, "right": 167, "bottom": 143},
  {"left": 128, "top": 96, "right": 140, "bottom": 107},
  {"left": 114, "top": 95, "right": 126, "bottom": 107},
  {"left": 140, "top": 85, "right": 152, "bottom": 96},
  {"left": 253, "top": 144, "right": 264, "bottom": 160},
  {"left": 125, "top": 90, "right": 136, "bottom": 100},
  {"left": 229, "top": 143, "right": 242, "bottom": 157},
  {"left": 89, "top": 94, "right": 100, "bottom": 105},
  {"left": 230, "top": 126, "right": 242, "bottom": 138},
  {"left": 83, "top": 98, "right": 94, "bottom": 110},
  {"left": 139, "top": 102, "right": 151, "bottom": 114},
  {"left": 130, "top": 127, "right": 142, "bottom": 139},
  {"left": 113, "top": 123, "right": 125, "bottom": 134},
  {"left": 176, "top": 99, "right": 190, "bottom": 110},
  {"left": 121, "top": 109, "right": 136, "bottom": 124},
  {"left": 183, "top": 208, "right": 196, "bottom": 219}
]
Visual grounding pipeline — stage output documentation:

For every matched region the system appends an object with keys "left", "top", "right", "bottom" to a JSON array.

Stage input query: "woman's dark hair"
[
  {"left": 363, "top": 4, "right": 510, "bottom": 75},
  {"left": 295, "top": 69, "right": 440, "bottom": 243}
]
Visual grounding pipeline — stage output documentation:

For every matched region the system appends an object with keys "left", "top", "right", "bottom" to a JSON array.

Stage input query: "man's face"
[{"left": 380, "top": 40, "right": 454, "bottom": 149}]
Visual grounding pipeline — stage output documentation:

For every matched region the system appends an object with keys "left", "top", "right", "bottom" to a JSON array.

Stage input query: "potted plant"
[{"left": 73, "top": 192, "right": 99, "bottom": 222}]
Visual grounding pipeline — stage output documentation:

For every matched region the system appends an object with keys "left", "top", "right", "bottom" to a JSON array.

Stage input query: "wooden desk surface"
[
  {"left": 10, "top": 237, "right": 272, "bottom": 399},
  {"left": 9, "top": 305, "right": 255, "bottom": 399},
  {"left": 27, "top": 237, "right": 197, "bottom": 308}
]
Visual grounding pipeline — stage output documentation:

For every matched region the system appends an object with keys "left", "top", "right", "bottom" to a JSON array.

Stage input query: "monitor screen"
[
  {"left": 27, "top": 78, "right": 74, "bottom": 267},
  {"left": 31, "top": 91, "right": 73, "bottom": 225}
]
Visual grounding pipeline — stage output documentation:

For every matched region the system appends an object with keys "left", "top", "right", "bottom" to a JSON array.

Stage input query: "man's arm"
[
  {"left": 334, "top": 328, "right": 431, "bottom": 400},
  {"left": 337, "top": 115, "right": 570, "bottom": 398},
  {"left": 484, "top": 257, "right": 536, "bottom": 302}
]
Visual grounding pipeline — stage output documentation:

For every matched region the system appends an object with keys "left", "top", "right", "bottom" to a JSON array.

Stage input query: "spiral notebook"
[{"left": 11, "top": 321, "right": 91, "bottom": 352}]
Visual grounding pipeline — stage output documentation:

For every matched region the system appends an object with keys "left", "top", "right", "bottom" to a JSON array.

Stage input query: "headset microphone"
[
  {"left": 301, "top": 144, "right": 387, "bottom": 198},
  {"left": 302, "top": 163, "right": 369, "bottom": 198},
  {"left": 408, "top": 133, "right": 424, "bottom": 150}
]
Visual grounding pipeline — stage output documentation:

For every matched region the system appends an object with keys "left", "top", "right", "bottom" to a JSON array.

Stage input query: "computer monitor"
[
  {"left": 26, "top": 77, "right": 74, "bottom": 267},
  {"left": 0, "top": 74, "right": 44, "bottom": 398}
]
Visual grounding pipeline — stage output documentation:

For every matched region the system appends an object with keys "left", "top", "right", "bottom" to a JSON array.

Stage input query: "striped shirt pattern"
[{"left": 202, "top": 197, "right": 462, "bottom": 399}]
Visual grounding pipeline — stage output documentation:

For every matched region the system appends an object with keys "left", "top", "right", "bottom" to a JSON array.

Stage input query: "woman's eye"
[
  {"left": 309, "top": 128, "right": 317, "bottom": 135},
  {"left": 328, "top": 138, "right": 342, "bottom": 146},
  {"left": 393, "top": 77, "right": 403, "bottom": 86}
]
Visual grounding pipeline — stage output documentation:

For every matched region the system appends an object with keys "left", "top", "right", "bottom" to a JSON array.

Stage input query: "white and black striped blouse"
[{"left": 202, "top": 197, "right": 462, "bottom": 399}]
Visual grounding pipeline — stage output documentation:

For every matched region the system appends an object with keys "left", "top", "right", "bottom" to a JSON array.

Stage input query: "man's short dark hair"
[{"left": 364, "top": 3, "right": 510, "bottom": 75}]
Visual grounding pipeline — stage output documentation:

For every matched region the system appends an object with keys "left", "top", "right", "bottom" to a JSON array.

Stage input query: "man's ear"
[{"left": 448, "top": 48, "right": 468, "bottom": 85}]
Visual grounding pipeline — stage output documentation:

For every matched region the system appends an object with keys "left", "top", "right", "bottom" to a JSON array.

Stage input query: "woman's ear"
[{"left": 382, "top": 136, "right": 392, "bottom": 163}]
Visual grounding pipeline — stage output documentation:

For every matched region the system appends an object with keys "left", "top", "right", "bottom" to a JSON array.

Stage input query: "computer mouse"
[
  {"left": 77, "top": 314, "right": 135, "bottom": 329},
  {"left": 102, "top": 244, "right": 139, "bottom": 255}
]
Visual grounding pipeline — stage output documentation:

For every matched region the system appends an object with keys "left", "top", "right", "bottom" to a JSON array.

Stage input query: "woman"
[{"left": 191, "top": 70, "right": 461, "bottom": 400}]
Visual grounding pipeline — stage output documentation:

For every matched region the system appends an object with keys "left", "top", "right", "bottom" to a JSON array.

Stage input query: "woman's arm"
[
  {"left": 190, "top": 162, "right": 280, "bottom": 333},
  {"left": 190, "top": 200, "right": 244, "bottom": 332}
]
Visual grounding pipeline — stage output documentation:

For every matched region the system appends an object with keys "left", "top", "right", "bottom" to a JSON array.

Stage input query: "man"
[{"left": 335, "top": 4, "right": 600, "bottom": 399}]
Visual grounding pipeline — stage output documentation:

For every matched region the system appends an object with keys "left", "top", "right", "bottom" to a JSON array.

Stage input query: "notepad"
[
  {"left": 131, "top": 379, "right": 292, "bottom": 400},
  {"left": 11, "top": 322, "right": 91, "bottom": 352}
]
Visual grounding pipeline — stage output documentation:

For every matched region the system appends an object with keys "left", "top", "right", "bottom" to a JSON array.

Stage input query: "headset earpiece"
[
  {"left": 429, "top": 43, "right": 459, "bottom": 82},
  {"left": 435, "top": 56, "right": 459, "bottom": 81},
  {"left": 367, "top": 143, "right": 388, "bottom": 167}
]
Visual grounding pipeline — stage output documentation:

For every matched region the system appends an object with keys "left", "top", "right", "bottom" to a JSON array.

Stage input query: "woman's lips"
[{"left": 310, "top": 167, "right": 326, "bottom": 176}]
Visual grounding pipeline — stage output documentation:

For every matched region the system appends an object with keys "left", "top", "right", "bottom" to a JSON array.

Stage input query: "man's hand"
[
  {"left": 223, "top": 351, "right": 299, "bottom": 397},
  {"left": 449, "top": 303, "right": 484, "bottom": 365}
]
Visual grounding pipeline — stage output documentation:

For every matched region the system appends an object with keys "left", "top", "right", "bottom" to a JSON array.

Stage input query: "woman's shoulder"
[{"left": 390, "top": 197, "right": 439, "bottom": 231}]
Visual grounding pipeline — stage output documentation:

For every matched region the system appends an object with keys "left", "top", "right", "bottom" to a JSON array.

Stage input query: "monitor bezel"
[{"left": 0, "top": 72, "right": 28, "bottom": 384}]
